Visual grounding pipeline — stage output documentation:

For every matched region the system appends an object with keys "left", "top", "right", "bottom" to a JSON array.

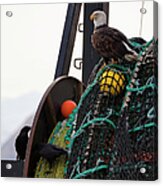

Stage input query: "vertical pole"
[
  {"left": 82, "top": 3, "right": 109, "bottom": 85},
  {"left": 54, "top": 3, "right": 82, "bottom": 79}
]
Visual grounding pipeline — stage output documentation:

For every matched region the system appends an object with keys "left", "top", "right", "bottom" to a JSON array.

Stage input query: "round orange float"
[{"left": 61, "top": 100, "right": 77, "bottom": 118}]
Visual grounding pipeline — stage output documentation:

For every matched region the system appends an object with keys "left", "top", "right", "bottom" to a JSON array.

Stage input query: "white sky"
[
  {"left": 1, "top": 4, "right": 67, "bottom": 99},
  {"left": 1, "top": 1, "right": 153, "bottom": 99},
  {"left": 1, "top": 1, "right": 154, "bottom": 146},
  {"left": 109, "top": 1, "right": 153, "bottom": 40}
]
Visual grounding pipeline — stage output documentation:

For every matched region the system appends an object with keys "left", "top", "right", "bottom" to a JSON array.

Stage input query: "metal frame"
[
  {"left": 54, "top": 3, "right": 109, "bottom": 84},
  {"left": 54, "top": 3, "right": 82, "bottom": 79},
  {"left": 1, "top": 2, "right": 109, "bottom": 177}
]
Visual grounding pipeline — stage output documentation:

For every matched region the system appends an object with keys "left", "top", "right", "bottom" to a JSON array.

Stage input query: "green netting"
[
  {"left": 34, "top": 38, "right": 157, "bottom": 180},
  {"left": 64, "top": 38, "right": 158, "bottom": 180}
]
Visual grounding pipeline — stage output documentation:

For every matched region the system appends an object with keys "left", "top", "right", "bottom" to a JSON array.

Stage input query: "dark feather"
[
  {"left": 15, "top": 126, "right": 31, "bottom": 160},
  {"left": 91, "top": 25, "right": 137, "bottom": 62},
  {"left": 35, "top": 143, "right": 68, "bottom": 166}
]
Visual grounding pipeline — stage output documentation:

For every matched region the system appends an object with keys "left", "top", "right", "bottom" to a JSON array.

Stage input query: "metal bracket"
[
  {"left": 73, "top": 58, "right": 83, "bottom": 70},
  {"left": 78, "top": 23, "right": 84, "bottom": 33}
]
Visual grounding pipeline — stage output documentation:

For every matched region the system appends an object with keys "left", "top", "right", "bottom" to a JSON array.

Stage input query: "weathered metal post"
[
  {"left": 54, "top": 3, "right": 82, "bottom": 79},
  {"left": 82, "top": 3, "right": 109, "bottom": 85}
]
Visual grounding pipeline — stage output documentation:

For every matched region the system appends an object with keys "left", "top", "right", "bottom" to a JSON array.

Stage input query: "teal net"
[{"left": 64, "top": 38, "right": 158, "bottom": 180}]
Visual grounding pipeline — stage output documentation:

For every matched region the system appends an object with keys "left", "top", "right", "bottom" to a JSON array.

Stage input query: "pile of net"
[
  {"left": 35, "top": 38, "right": 158, "bottom": 180},
  {"left": 64, "top": 38, "right": 158, "bottom": 180}
]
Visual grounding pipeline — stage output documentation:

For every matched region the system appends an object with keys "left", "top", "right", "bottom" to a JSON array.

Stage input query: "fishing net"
[
  {"left": 64, "top": 38, "right": 158, "bottom": 180},
  {"left": 34, "top": 38, "right": 157, "bottom": 180}
]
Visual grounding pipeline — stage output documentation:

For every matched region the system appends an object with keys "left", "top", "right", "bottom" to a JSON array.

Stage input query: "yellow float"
[{"left": 100, "top": 69, "right": 125, "bottom": 95}]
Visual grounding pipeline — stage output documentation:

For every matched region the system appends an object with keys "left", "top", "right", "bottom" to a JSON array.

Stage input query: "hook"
[
  {"left": 73, "top": 58, "right": 83, "bottom": 70},
  {"left": 78, "top": 23, "right": 84, "bottom": 33}
]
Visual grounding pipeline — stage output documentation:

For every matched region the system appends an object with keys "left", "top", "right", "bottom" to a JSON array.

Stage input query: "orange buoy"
[{"left": 61, "top": 100, "right": 77, "bottom": 118}]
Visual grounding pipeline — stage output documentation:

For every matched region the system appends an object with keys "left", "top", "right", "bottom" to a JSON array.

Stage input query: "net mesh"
[{"left": 64, "top": 38, "right": 158, "bottom": 180}]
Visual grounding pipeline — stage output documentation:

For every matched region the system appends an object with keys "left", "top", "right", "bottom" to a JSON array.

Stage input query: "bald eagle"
[{"left": 90, "top": 11, "right": 140, "bottom": 63}]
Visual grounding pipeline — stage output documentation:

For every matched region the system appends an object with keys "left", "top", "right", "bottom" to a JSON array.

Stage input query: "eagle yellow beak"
[{"left": 90, "top": 13, "right": 95, "bottom": 21}]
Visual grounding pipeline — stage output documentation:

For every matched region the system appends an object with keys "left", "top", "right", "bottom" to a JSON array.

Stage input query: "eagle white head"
[{"left": 90, "top": 10, "right": 107, "bottom": 28}]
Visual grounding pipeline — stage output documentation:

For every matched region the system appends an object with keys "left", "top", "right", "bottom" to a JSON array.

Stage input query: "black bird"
[
  {"left": 36, "top": 143, "right": 68, "bottom": 166},
  {"left": 15, "top": 126, "right": 31, "bottom": 160}
]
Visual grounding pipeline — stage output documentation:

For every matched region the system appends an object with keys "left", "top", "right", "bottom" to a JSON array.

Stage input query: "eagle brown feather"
[
  {"left": 91, "top": 25, "right": 135, "bottom": 61},
  {"left": 90, "top": 11, "right": 139, "bottom": 62}
]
